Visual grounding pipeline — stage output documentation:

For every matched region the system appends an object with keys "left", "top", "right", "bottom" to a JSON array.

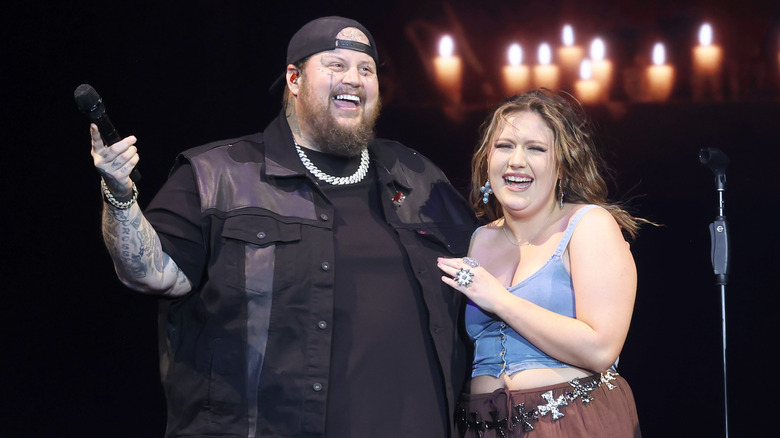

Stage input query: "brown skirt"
[{"left": 456, "top": 372, "right": 641, "bottom": 438}]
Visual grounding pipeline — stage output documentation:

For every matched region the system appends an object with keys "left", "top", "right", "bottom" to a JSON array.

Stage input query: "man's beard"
[{"left": 296, "top": 83, "right": 382, "bottom": 158}]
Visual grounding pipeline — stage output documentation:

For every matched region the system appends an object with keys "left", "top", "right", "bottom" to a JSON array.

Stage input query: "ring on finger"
[
  {"left": 454, "top": 268, "right": 474, "bottom": 288},
  {"left": 462, "top": 257, "right": 479, "bottom": 268}
]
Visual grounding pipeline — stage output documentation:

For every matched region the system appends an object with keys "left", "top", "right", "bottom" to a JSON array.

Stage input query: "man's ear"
[{"left": 286, "top": 65, "right": 300, "bottom": 96}]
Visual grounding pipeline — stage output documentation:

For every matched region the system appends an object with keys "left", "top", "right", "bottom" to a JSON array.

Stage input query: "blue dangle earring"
[{"left": 480, "top": 180, "right": 492, "bottom": 204}]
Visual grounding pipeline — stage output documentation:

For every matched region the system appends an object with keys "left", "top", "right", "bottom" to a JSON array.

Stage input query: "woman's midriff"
[{"left": 470, "top": 366, "right": 593, "bottom": 394}]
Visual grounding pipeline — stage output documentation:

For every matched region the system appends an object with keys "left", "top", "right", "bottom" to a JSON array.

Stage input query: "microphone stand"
[{"left": 699, "top": 148, "right": 730, "bottom": 438}]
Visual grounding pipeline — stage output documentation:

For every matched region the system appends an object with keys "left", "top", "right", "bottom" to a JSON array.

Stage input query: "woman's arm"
[{"left": 439, "top": 207, "right": 637, "bottom": 372}]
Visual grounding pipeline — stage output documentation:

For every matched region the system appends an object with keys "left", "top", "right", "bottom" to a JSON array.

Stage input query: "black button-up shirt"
[{"left": 145, "top": 114, "right": 477, "bottom": 437}]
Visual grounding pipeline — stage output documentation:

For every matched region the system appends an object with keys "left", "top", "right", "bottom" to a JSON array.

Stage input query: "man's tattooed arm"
[{"left": 102, "top": 204, "right": 192, "bottom": 297}]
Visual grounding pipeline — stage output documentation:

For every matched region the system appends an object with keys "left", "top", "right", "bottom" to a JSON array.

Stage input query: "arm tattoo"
[{"left": 102, "top": 205, "right": 165, "bottom": 282}]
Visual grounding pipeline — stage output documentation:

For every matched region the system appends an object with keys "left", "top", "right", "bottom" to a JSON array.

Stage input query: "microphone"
[
  {"left": 699, "top": 147, "right": 728, "bottom": 191},
  {"left": 699, "top": 147, "right": 730, "bottom": 285},
  {"left": 74, "top": 84, "right": 140, "bottom": 181}
]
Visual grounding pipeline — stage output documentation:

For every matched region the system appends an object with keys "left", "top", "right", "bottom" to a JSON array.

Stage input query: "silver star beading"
[
  {"left": 601, "top": 371, "right": 619, "bottom": 390},
  {"left": 458, "top": 374, "right": 622, "bottom": 435},
  {"left": 511, "top": 403, "right": 538, "bottom": 432},
  {"left": 566, "top": 377, "right": 596, "bottom": 404},
  {"left": 537, "top": 390, "right": 568, "bottom": 421}
]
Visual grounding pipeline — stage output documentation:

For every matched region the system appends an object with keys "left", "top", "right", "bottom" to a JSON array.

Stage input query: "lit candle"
[
  {"left": 502, "top": 43, "right": 530, "bottom": 95},
  {"left": 533, "top": 43, "right": 560, "bottom": 90},
  {"left": 433, "top": 35, "right": 462, "bottom": 102},
  {"left": 557, "top": 25, "right": 584, "bottom": 88},
  {"left": 589, "top": 38, "right": 612, "bottom": 101},
  {"left": 645, "top": 43, "right": 675, "bottom": 102},
  {"left": 692, "top": 23, "right": 723, "bottom": 100},
  {"left": 575, "top": 59, "right": 601, "bottom": 104},
  {"left": 693, "top": 24, "right": 722, "bottom": 74}
]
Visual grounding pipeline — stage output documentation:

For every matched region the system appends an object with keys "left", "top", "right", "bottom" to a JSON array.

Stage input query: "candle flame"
[
  {"left": 652, "top": 43, "right": 666, "bottom": 66},
  {"left": 538, "top": 43, "right": 552, "bottom": 65},
  {"left": 508, "top": 44, "right": 523, "bottom": 66},
  {"left": 590, "top": 38, "right": 606, "bottom": 61},
  {"left": 699, "top": 23, "right": 713, "bottom": 46},
  {"left": 562, "top": 25, "right": 574, "bottom": 46},
  {"left": 438, "top": 35, "right": 454, "bottom": 58},
  {"left": 579, "top": 59, "right": 592, "bottom": 80}
]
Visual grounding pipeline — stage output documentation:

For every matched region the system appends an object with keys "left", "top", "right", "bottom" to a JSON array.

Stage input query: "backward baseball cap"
[{"left": 269, "top": 16, "right": 379, "bottom": 95}]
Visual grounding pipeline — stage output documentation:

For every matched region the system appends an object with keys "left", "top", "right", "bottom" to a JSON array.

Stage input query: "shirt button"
[
  {"left": 313, "top": 383, "right": 323, "bottom": 391},
  {"left": 318, "top": 321, "right": 328, "bottom": 329},
  {"left": 321, "top": 262, "right": 330, "bottom": 271},
  {"left": 256, "top": 231, "right": 266, "bottom": 239},
  {"left": 320, "top": 213, "right": 329, "bottom": 221}
]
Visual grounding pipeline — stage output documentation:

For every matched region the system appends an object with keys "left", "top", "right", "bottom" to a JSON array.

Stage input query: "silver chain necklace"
[
  {"left": 294, "top": 141, "right": 370, "bottom": 185},
  {"left": 502, "top": 206, "right": 557, "bottom": 246}
]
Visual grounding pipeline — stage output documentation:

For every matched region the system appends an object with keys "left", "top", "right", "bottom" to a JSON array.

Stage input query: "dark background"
[{"left": 3, "top": 0, "right": 778, "bottom": 436}]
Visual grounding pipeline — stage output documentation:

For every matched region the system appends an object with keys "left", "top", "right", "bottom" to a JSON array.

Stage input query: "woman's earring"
[
  {"left": 558, "top": 179, "right": 565, "bottom": 209},
  {"left": 480, "top": 180, "right": 492, "bottom": 204}
]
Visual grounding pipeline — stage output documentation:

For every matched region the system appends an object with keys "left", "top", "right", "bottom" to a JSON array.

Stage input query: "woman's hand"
[{"left": 437, "top": 256, "right": 511, "bottom": 314}]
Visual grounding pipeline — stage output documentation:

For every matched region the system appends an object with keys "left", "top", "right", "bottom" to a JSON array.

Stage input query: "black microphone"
[
  {"left": 699, "top": 147, "right": 728, "bottom": 191},
  {"left": 74, "top": 84, "right": 141, "bottom": 181},
  {"left": 699, "top": 147, "right": 730, "bottom": 285}
]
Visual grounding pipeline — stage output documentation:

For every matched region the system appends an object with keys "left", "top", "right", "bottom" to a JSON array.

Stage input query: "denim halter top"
[{"left": 465, "top": 205, "right": 606, "bottom": 378}]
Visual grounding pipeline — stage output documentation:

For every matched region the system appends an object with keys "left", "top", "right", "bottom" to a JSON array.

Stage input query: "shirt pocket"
[
  {"left": 220, "top": 214, "right": 303, "bottom": 293},
  {"left": 222, "top": 214, "right": 303, "bottom": 247}
]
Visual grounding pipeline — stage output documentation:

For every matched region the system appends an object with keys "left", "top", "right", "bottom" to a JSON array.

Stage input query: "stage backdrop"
[{"left": 3, "top": 1, "right": 777, "bottom": 436}]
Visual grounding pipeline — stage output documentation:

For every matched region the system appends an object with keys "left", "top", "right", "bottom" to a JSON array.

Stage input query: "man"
[{"left": 92, "top": 16, "right": 477, "bottom": 438}]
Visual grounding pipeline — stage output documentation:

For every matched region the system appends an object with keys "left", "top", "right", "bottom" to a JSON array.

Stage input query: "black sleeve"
[{"left": 144, "top": 161, "right": 207, "bottom": 289}]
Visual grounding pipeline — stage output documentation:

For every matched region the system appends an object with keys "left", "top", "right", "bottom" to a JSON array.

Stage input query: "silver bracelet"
[{"left": 101, "top": 179, "right": 138, "bottom": 209}]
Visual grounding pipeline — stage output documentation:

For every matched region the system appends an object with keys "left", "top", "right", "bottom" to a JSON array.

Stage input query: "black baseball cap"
[{"left": 269, "top": 16, "right": 379, "bottom": 95}]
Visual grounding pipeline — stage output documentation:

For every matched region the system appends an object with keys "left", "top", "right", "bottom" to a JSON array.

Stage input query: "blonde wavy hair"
[{"left": 470, "top": 88, "right": 645, "bottom": 238}]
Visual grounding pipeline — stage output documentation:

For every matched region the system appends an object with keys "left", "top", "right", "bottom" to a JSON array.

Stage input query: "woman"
[{"left": 438, "top": 89, "right": 643, "bottom": 437}]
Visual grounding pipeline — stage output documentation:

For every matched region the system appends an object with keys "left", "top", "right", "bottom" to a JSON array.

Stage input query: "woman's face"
[{"left": 487, "top": 111, "right": 558, "bottom": 217}]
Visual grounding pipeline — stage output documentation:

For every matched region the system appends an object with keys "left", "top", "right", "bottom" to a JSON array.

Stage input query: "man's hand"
[{"left": 90, "top": 123, "right": 139, "bottom": 197}]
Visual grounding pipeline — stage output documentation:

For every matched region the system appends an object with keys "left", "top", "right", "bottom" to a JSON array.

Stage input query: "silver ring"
[
  {"left": 462, "top": 257, "right": 479, "bottom": 268},
  {"left": 454, "top": 268, "right": 474, "bottom": 288}
]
